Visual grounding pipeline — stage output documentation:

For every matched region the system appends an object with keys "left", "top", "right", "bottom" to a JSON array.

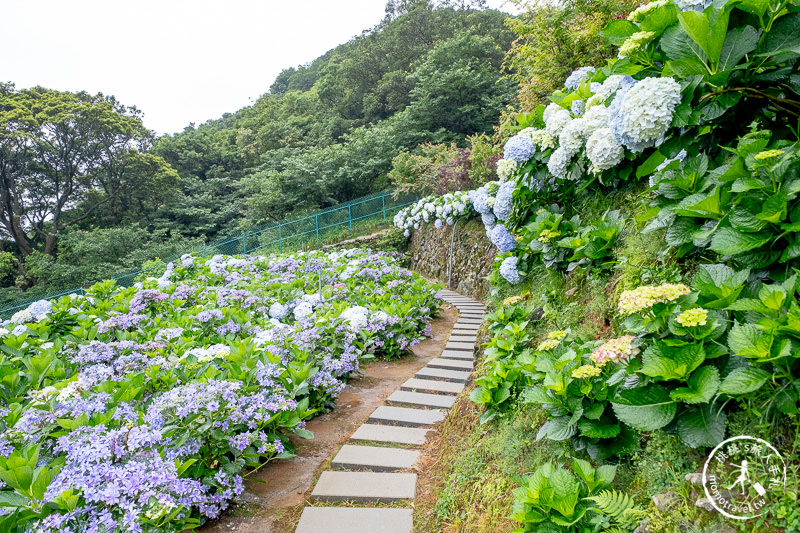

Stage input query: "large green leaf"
[
  {"left": 612, "top": 385, "right": 677, "bottom": 432},
  {"left": 756, "top": 192, "right": 789, "bottom": 224},
  {"left": 670, "top": 366, "right": 720, "bottom": 403},
  {"left": 727, "top": 322, "right": 772, "bottom": 358},
  {"left": 718, "top": 366, "right": 770, "bottom": 395},
  {"left": 641, "top": 341, "right": 706, "bottom": 381},
  {"left": 756, "top": 13, "right": 800, "bottom": 56},
  {"left": 677, "top": 405, "right": 727, "bottom": 447},
  {"left": 602, "top": 20, "right": 639, "bottom": 45},
  {"left": 718, "top": 26, "right": 760, "bottom": 71},
  {"left": 578, "top": 418, "right": 622, "bottom": 439},
  {"left": 709, "top": 227, "right": 772, "bottom": 255},
  {"left": 537, "top": 415, "right": 577, "bottom": 441},
  {"left": 548, "top": 469, "right": 580, "bottom": 519},
  {"left": 661, "top": 24, "right": 708, "bottom": 62},
  {"left": 677, "top": 6, "right": 732, "bottom": 66}
]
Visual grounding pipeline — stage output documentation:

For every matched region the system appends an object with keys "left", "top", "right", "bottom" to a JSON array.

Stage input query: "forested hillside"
[{"left": 0, "top": 0, "right": 515, "bottom": 307}]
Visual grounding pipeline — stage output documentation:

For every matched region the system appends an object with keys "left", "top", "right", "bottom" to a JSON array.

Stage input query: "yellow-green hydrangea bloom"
[
  {"left": 618, "top": 31, "right": 657, "bottom": 59},
  {"left": 537, "top": 339, "right": 561, "bottom": 351},
  {"left": 676, "top": 307, "right": 708, "bottom": 327},
  {"left": 547, "top": 330, "right": 568, "bottom": 340},
  {"left": 618, "top": 283, "right": 691, "bottom": 315},
  {"left": 571, "top": 364, "right": 603, "bottom": 379},
  {"left": 538, "top": 229, "right": 562, "bottom": 243}
]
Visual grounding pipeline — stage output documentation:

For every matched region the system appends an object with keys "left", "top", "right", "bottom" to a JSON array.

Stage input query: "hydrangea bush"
[
  {"left": 0, "top": 248, "right": 440, "bottom": 531},
  {"left": 392, "top": 191, "right": 473, "bottom": 236}
]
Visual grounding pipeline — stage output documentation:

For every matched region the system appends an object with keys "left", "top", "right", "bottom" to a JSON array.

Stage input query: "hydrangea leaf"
[
  {"left": 709, "top": 227, "right": 772, "bottom": 256},
  {"left": 640, "top": 341, "right": 705, "bottom": 381},
  {"left": 676, "top": 405, "right": 727, "bottom": 448},
  {"left": 718, "top": 25, "right": 760, "bottom": 71},
  {"left": 727, "top": 322, "right": 772, "bottom": 358},
  {"left": 755, "top": 12, "right": 800, "bottom": 56},
  {"left": 670, "top": 365, "right": 720, "bottom": 403},
  {"left": 612, "top": 384, "right": 677, "bottom": 431},
  {"left": 718, "top": 366, "right": 770, "bottom": 395}
]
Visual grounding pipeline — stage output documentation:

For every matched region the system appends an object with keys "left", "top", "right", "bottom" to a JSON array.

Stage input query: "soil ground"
[{"left": 201, "top": 304, "right": 457, "bottom": 533}]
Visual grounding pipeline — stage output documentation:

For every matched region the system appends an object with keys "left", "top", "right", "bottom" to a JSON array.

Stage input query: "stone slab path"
[{"left": 295, "top": 288, "right": 485, "bottom": 533}]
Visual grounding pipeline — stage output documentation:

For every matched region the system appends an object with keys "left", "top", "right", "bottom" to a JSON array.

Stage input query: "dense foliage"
[
  {"left": 401, "top": 0, "right": 800, "bottom": 529},
  {"left": 0, "top": 248, "right": 440, "bottom": 531}
]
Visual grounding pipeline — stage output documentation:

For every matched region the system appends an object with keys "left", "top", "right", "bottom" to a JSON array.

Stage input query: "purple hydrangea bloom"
[{"left": 493, "top": 181, "right": 515, "bottom": 222}]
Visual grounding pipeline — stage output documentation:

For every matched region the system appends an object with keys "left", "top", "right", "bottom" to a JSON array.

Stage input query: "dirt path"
[{"left": 201, "top": 305, "right": 457, "bottom": 533}]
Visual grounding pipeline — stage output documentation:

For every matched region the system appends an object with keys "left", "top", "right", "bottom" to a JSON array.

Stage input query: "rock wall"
[{"left": 408, "top": 217, "right": 495, "bottom": 301}]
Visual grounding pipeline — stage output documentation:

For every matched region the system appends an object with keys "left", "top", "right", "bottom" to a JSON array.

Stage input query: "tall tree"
[{"left": 0, "top": 85, "right": 177, "bottom": 259}]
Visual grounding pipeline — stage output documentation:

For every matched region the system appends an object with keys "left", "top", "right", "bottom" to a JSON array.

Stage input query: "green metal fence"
[{"left": 0, "top": 190, "right": 417, "bottom": 316}]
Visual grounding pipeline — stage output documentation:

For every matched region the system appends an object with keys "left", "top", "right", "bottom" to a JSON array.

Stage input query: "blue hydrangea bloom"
[
  {"left": 493, "top": 181, "right": 515, "bottom": 222},
  {"left": 565, "top": 67, "right": 596, "bottom": 90},
  {"left": 571, "top": 100, "right": 584, "bottom": 116},
  {"left": 469, "top": 187, "right": 491, "bottom": 214},
  {"left": 482, "top": 212, "right": 496, "bottom": 228},
  {"left": 503, "top": 134, "right": 536, "bottom": 163},
  {"left": 490, "top": 224, "right": 517, "bottom": 253},
  {"left": 499, "top": 256, "right": 522, "bottom": 284},
  {"left": 27, "top": 299, "right": 53, "bottom": 320},
  {"left": 608, "top": 81, "right": 651, "bottom": 153}
]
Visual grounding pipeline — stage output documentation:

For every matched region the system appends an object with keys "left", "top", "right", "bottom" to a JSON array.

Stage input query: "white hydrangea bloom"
[
  {"left": 586, "top": 128, "right": 625, "bottom": 172},
  {"left": 617, "top": 77, "right": 682, "bottom": 151},
  {"left": 545, "top": 108, "right": 572, "bottom": 138},
  {"left": 674, "top": 0, "right": 712, "bottom": 11},
  {"left": 269, "top": 302, "right": 289, "bottom": 320},
  {"left": 547, "top": 146, "right": 572, "bottom": 179},
  {"left": 496, "top": 158, "right": 518, "bottom": 182},
  {"left": 525, "top": 128, "right": 557, "bottom": 150},
  {"left": 543, "top": 103, "right": 565, "bottom": 124},
  {"left": 340, "top": 306, "right": 369, "bottom": 331},
  {"left": 594, "top": 75, "right": 628, "bottom": 103},
  {"left": 558, "top": 118, "right": 585, "bottom": 158},
  {"left": 582, "top": 105, "right": 610, "bottom": 138},
  {"left": 294, "top": 301, "right": 313, "bottom": 320},
  {"left": 11, "top": 309, "right": 33, "bottom": 325}
]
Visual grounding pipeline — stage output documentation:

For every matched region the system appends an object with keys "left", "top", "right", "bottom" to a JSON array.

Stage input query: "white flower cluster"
[
  {"left": 522, "top": 128, "right": 557, "bottom": 151},
  {"left": 496, "top": 158, "right": 519, "bottom": 182},
  {"left": 586, "top": 128, "right": 625, "bottom": 172},
  {"left": 393, "top": 191, "right": 472, "bottom": 236},
  {"left": 340, "top": 306, "right": 369, "bottom": 331},
  {"left": 609, "top": 77, "right": 682, "bottom": 153}
]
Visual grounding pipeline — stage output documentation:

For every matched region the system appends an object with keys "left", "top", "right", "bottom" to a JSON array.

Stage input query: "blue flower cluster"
[
  {"left": 503, "top": 133, "right": 536, "bottom": 164},
  {"left": 499, "top": 256, "right": 522, "bottom": 284},
  {"left": 493, "top": 181, "right": 515, "bottom": 222},
  {"left": 490, "top": 224, "right": 517, "bottom": 253},
  {"left": 564, "top": 66, "right": 596, "bottom": 90}
]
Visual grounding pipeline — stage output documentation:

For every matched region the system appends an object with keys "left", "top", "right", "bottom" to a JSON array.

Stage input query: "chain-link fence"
[{"left": 0, "top": 190, "right": 417, "bottom": 317}]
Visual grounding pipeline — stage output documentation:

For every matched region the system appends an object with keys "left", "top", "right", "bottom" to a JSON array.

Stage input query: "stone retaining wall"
[{"left": 408, "top": 218, "right": 495, "bottom": 300}]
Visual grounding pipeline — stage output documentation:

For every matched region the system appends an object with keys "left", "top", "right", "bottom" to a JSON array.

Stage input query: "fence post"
[
  {"left": 278, "top": 223, "right": 282, "bottom": 253},
  {"left": 382, "top": 195, "right": 386, "bottom": 220},
  {"left": 243, "top": 234, "right": 247, "bottom": 255},
  {"left": 348, "top": 204, "right": 352, "bottom": 234},
  {"left": 315, "top": 214, "right": 319, "bottom": 242}
]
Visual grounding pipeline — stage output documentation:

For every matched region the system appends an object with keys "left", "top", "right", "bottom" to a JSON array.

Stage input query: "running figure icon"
[{"left": 728, "top": 460, "right": 751, "bottom": 493}]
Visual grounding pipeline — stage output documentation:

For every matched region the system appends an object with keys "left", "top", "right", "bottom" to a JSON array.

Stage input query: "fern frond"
[{"left": 586, "top": 489, "right": 636, "bottom": 518}]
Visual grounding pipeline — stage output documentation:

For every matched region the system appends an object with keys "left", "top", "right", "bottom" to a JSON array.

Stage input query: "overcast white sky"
[{"left": 2, "top": 0, "right": 522, "bottom": 136}]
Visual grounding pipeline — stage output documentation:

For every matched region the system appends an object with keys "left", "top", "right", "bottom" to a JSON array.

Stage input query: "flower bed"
[{"left": 0, "top": 248, "right": 440, "bottom": 532}]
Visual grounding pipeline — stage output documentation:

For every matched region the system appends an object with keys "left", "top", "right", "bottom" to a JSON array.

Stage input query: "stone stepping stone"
[
  {"left": 449, "top": 334, "right": 477, "bottom": 343},
  {"left": 459, "top": 313, "right": 485, "bottom": 319},
  {"left": 439, "top": 349, "right": 474, "bottom": 361},
  {"left": 368, "top": 405, "right": 446, "bottom": 427},
  {"left": 452, "top": 326, "right": 480, "bottom": 334},
  {"left": 456, "top": 318, "right": 484, "bottom": 325},
  {"left": 426, "top": 358, "right": 473, "bottom": 371},
  {"left": 445, "top": 341, "right": 475, "bottom": 352},
  {"left": 387, "top": 390, "right": 456, "bottom": 409},
  {"left": 296, "top": 507, "right": 413, "bottom": 533},
  {"left": 455, "top": 303, "right": 486, "bottom": 308},
  {"left": 311, "top": 471, "right": 416, "bottom": 503},
  {"left": 350, "top": 423, "right": 431, "bottom": 446},
  {"left": 332, "top": 444, "right": 420, "bottom": 472},
  {"left": 401, "top": 378, "right": 464, "bottom": 395},
  {"left": 415, "top": 367, "right": 472, "bottom": 383}
]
